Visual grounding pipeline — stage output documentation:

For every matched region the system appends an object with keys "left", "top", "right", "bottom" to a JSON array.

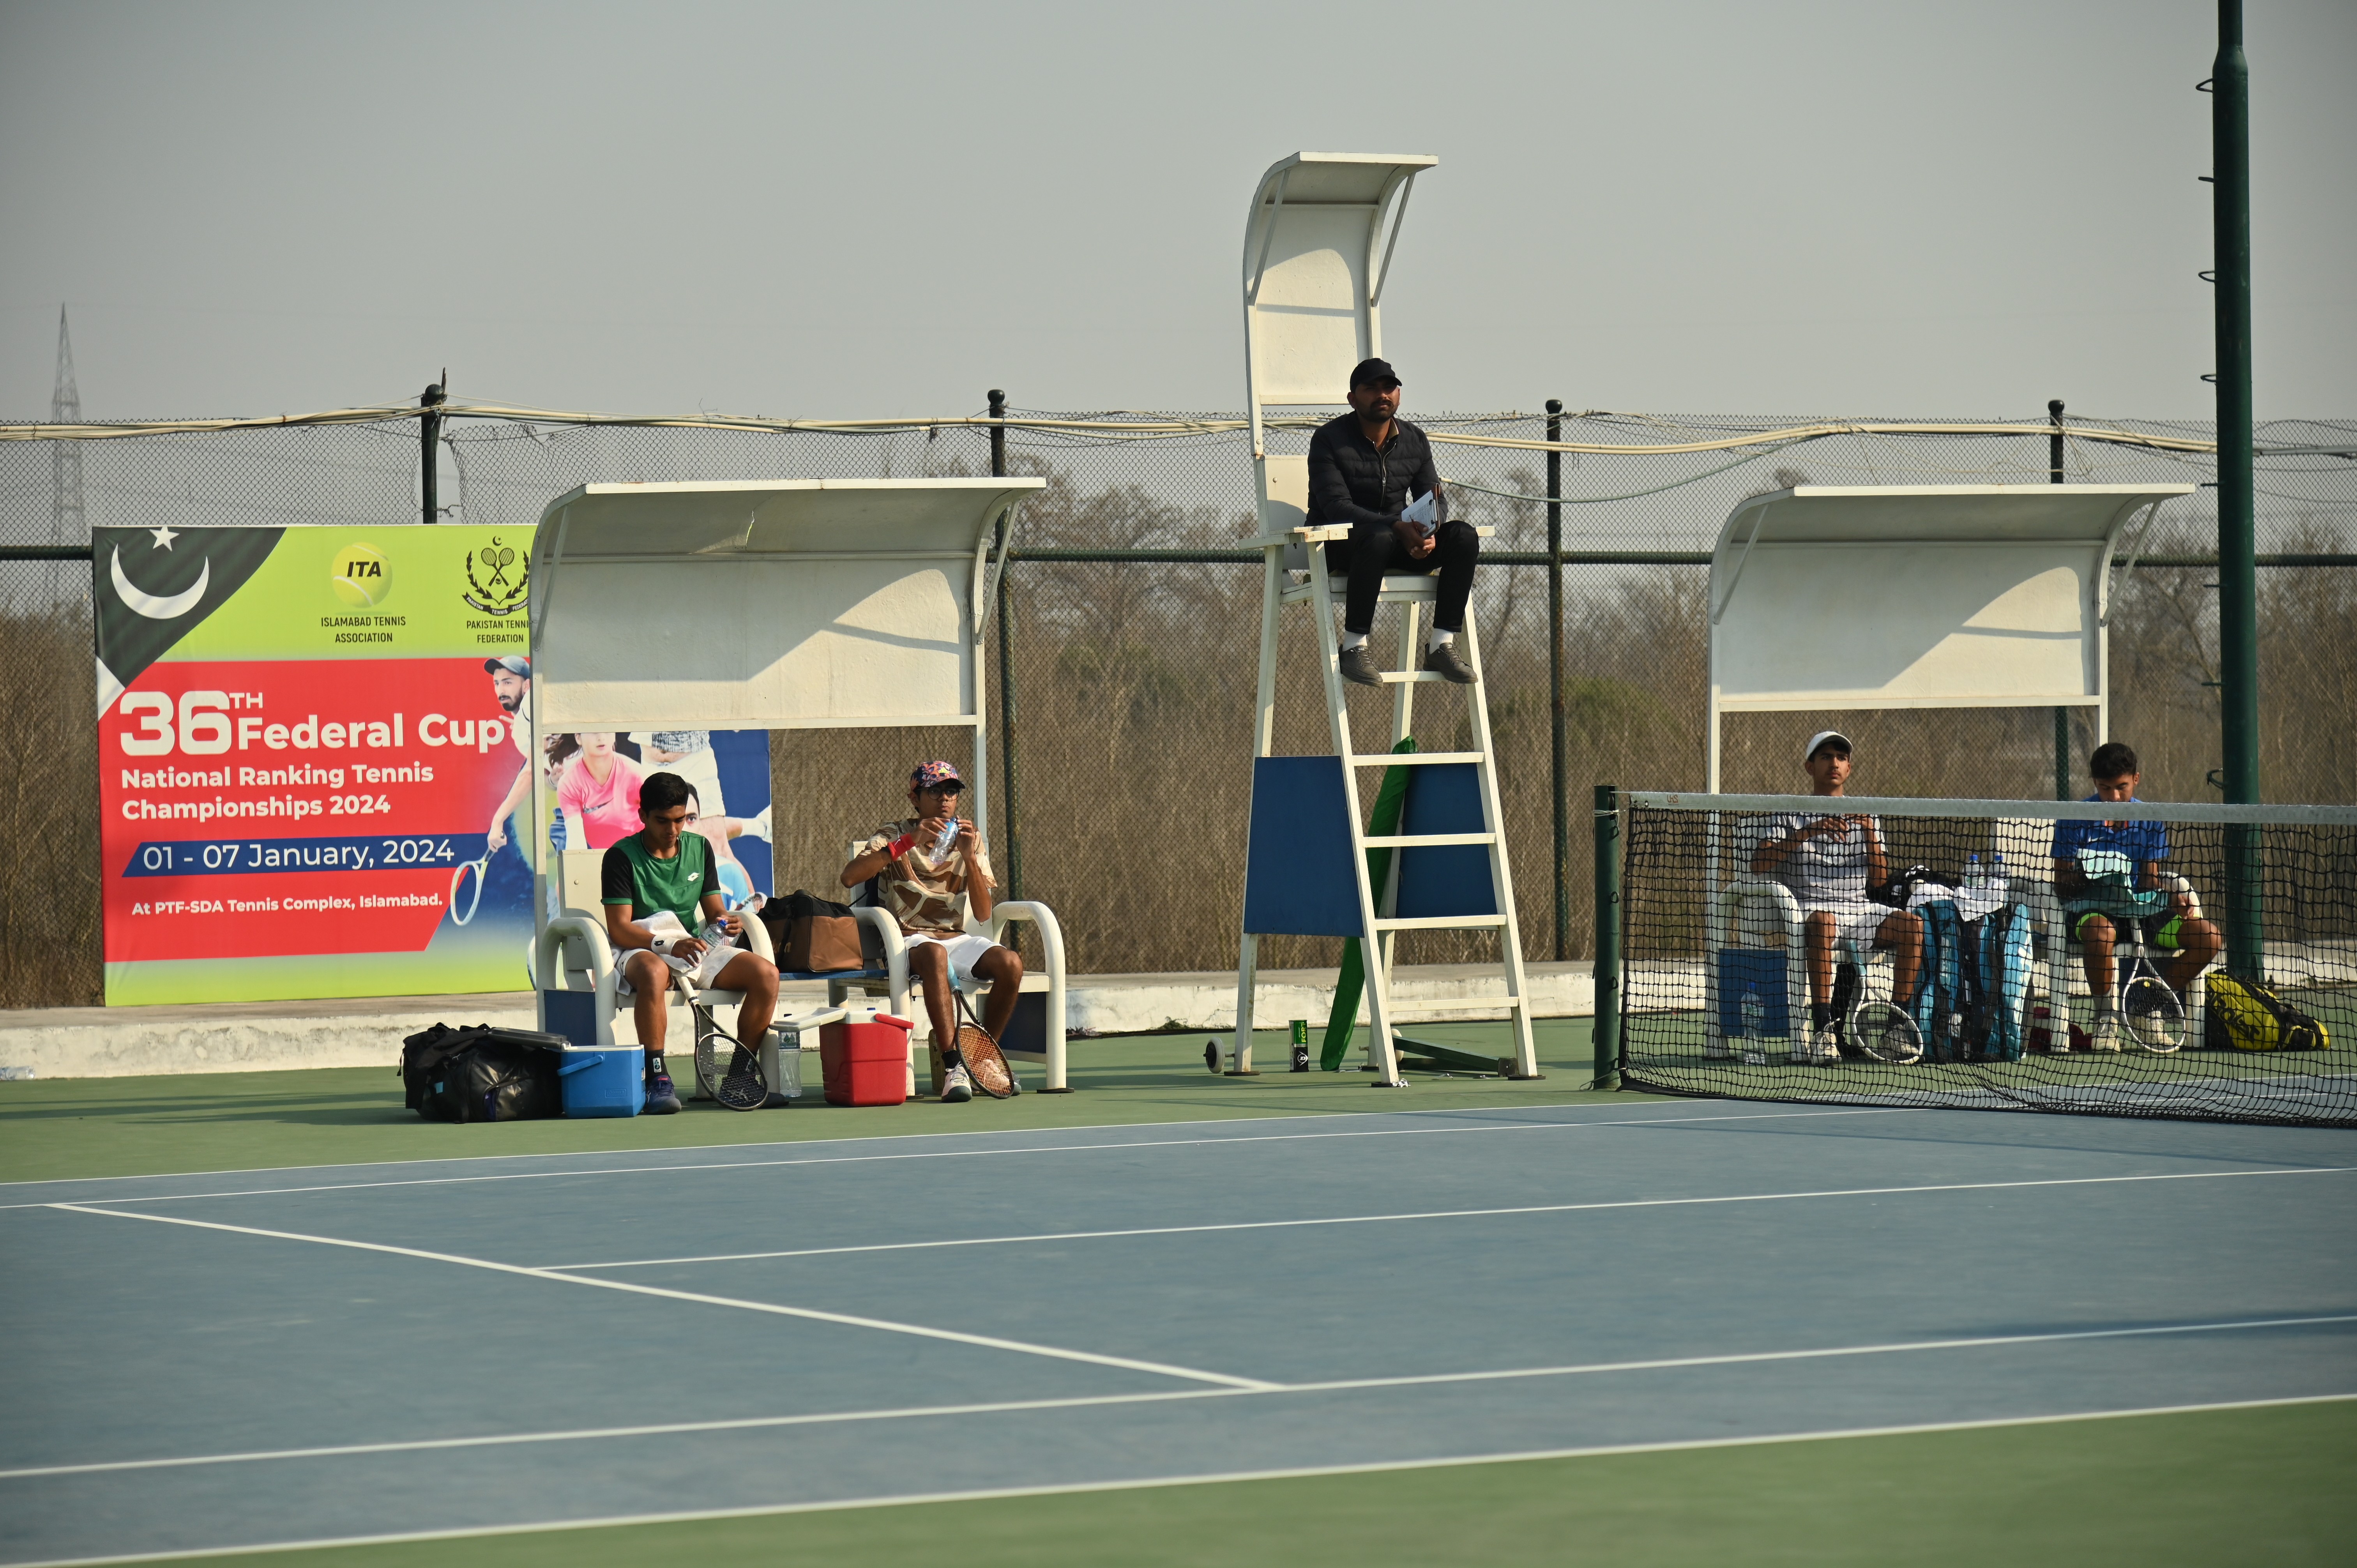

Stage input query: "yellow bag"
[{"left": 2204, "top": 973, "right": 2330, "bottom": 1052}]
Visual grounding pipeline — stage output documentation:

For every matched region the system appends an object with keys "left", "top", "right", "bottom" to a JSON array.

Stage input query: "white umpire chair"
[
  {"left": 1700, "top": 483, "right": 2209, "bottom": 1057},
  {"left": 1225, "top": 151, "right": 1539, "bottom": 1086},
  {"left": 523, "top": 479, "right": 1074, "bottom": 1094}
]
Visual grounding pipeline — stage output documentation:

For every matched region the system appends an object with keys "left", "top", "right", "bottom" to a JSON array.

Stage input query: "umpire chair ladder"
[{"left": 1229, "top": 457, "right": 1537, "bottom": 1085}]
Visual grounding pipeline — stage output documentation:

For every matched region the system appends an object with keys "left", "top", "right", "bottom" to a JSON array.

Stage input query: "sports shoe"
[
  {"left": 644, "top": 1071, "right": 683, "bottom": 1114},
  {"left": 1421, "top": 642, "right": 1477, "bottom": 683},
  {"left": 940, "top": 1063, "right": 974, "bottom": 1103},
  {"left": 2087, "top": 1015, "right": 2127, "bottom": 1054},
  {"left": 1808, "top": 1028, "right": 1843, "bottom": 1065},
  {"left": 1338, "top": 646, "right": 1383, "bottom": 686}
]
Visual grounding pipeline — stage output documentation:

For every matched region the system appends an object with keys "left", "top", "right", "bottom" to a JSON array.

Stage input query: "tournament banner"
[{"left": 96, "top": 524, "right": 540, "bottom": 1005}]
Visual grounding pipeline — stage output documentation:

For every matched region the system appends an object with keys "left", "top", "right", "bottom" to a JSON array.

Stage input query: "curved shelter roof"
[
  {"left": 527, "top": 477, "right": 1042, "bottom": 732},
  {"left": 1705, "top": 482, "right": 2195, "bottom": 789}
]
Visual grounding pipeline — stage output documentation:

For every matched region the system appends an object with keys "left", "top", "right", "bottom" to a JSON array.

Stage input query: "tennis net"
[{"left": 1608, "top": 791, "right": 2357, "bottom": 1127}]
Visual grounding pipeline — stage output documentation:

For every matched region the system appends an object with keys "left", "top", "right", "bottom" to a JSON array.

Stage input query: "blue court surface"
[{"left": 5, "top": 1099, "right": 2355, "bottom": 1565}]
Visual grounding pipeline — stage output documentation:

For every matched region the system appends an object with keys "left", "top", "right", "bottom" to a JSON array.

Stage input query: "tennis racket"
[
  {"left": 952, "top": 988, "right": 1018, "bottom": 1099},
  {"left": 2120, "top": 947, "right": 2186, "bottom": 1054},
  {"left": 693, "top": 1007, "right": 769, "bottom": 1110},
  {"left": 1849, "top": 999, "right": 1924, "bottom": 1065},
  {"left": 446, "top": 854, "right": 488, "bottom": 925}
]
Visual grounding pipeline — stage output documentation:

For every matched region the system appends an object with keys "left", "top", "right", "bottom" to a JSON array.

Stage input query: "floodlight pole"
[
  {"left": 2212, "top": 0, "right": 2263, "bottom": 977},
  {"left": 1547, "top": 398, "right": 1569, "bottom": 961},
  {"left": 419, "top": 377, "right": 445, "bottom": 525}
]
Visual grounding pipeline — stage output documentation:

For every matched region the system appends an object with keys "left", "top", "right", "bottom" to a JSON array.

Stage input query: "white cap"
[{"left": 1803, "top": 729, "right": 1853, "bottom": 761}]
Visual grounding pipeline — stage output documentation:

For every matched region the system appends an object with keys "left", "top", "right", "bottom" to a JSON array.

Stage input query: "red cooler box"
[{"left": 820, "top": 1009, "right": 915, "bottom": 1106}]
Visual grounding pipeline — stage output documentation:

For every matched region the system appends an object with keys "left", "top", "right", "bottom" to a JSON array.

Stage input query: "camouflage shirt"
[{"left": 860, "top": 818, "right": 995, "bottom": 937}]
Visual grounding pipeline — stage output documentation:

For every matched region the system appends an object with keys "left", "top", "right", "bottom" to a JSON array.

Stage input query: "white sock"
[
  {"left": 1428, "top": 628, "right": 1456, "bottom": 650},
  {"left": 1340, "top": 630, "right": 1369, "bottom": 652}
]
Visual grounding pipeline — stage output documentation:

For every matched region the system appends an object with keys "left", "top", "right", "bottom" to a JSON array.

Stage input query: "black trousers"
[{"left": 1323, "top": 520, "right": 1480, "bottom": 636}]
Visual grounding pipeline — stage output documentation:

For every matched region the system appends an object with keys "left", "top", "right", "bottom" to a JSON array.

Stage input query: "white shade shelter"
[
  {"left": 1706, "top": 483, "right": 2196, "bottom": 791},
  {"left": 523, "top": 476, "right": 1074, "bottom": 1090}
]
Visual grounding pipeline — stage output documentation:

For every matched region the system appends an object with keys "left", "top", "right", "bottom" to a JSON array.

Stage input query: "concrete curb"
[{"left": 0, "top": 963, "right": 1595, "bottom": 1081}]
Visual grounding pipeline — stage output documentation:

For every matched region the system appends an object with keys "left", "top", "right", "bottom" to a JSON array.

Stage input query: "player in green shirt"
[{"left": 601, "top": 771, "right": 779, "bottom": 1113}]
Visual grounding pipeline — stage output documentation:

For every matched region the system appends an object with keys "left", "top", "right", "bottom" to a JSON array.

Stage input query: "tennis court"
[{"left": 6, "top": 1079, "right": 2355, "bottom": 1566}]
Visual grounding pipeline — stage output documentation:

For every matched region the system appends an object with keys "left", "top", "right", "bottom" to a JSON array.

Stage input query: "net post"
[{"left": 1591, "top": 784, "right": 1621, "bottom": 1090}]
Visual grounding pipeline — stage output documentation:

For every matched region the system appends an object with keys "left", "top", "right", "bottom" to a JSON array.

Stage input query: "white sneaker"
[
  {"left": 1809, "top": 1028, "right": 1843, "bottom": 1065},
  {"left": 940, "top": 1063, "right": 974, "bottom": 1102},
  {"left": 2088, "top": 1016, "right": 2126, "bottom": 1054}
]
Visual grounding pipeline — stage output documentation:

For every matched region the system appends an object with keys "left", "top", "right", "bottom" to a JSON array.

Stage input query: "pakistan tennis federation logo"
[{"left": 463, "top": 536, "right": 528, "bottom": 616}]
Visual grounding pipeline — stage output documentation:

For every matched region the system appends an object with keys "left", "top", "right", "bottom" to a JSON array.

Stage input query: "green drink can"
[{"left": 1289, "top": 1019, "right": 1311, "bottom": 1072}]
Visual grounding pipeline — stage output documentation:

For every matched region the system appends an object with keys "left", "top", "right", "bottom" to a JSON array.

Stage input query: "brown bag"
[{"left": 766, "top": 891, "right": 866, "bottom": 973}]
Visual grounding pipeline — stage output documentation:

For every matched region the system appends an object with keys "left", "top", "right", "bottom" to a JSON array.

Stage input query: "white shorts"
[
  {"left": 1804, "top": 901, "right": 1901, "bottom": 950},
  {"left": 904, "top": 931, "right": 1002, "bottom": 992},
  {"left": 615, "top": 943, "right": 736, "bottom": 997}
]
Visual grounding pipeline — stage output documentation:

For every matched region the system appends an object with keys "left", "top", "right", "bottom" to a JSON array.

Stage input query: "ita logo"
[
  {"left": 464, "top": 535, "right": 529, "bottom": 616},
  {"left": 330, "top": 542, "right": 392, "bottom": 607}
]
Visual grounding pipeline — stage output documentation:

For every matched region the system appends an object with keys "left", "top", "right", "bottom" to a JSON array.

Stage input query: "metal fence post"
[
  {"left": 1548, "top": 398, "right": 1568, "bottom": 962},
  {"left": 419, "top": 376, "right": 444, "bottom": 525},
  {"left": 989, "top": 388, "right": 1022, "bottom": 901},
  {"left": 2050, "top": 398, "right": 2072, "bottom": 800},
  {"left": 1591, "top": 784, "right": 1621, "bottom": 1089},
  {"left": 2212, "top": 1, "right": 2263, "bottom": 978}
]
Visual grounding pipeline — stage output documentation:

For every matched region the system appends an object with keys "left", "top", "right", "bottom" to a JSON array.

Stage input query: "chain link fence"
[{"left": 4, "top": 407, "right": 2351, "bottom": 1006}]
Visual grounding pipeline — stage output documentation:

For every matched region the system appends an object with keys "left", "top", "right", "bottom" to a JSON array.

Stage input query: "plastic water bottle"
[
  {"left": 1740, "top": 985, "right": 1767, "bottom": 1066},
  {"left": 1964, "top": 853, "right": 1982, "bottom": 890},
  {"left": 1989, "top": 851, "right": 2007, "bottom": 891}
]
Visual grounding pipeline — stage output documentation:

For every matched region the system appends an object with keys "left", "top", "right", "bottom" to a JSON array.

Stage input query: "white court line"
[
  {"left": 46, "top": 1205, "right": 1274, "bottom": 1393},
  {"left": 5, "top": 1310, "right": 2352, "bottom": 1483},
  {"left": 0, "top": 1105, "right": 1915, "bottom": 1211},
  {"left": 545, "top": 1164, "right": 2357, "bottom": 1270},
  {"left": 0, "top": 1098, "right": 1693, "bottom": 1194},
  {"left": 9, "top": 1391, "right": 2355, "bottom": 1568}
]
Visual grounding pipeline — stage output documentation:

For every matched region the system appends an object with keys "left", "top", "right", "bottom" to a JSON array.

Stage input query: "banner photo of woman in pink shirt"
[{"left": 553, "top": 732, "right": 645, "bottom": 849}]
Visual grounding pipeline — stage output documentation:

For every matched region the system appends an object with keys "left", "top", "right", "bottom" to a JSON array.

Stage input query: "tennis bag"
[
  {"left": 763, "top": 890, "right": 867, "bottom": 973},
  {"left": 1967, "top": 900, "right": 2035, "bottom": 1062},
  {"left": 400, "top": 1023, "right": 568, "bottom": 1122},
  {"left": 1912, "top": 899, "right": 1969, "bottom": 1061},
  {"left": 2202, "top": 974, "right": 2330, "bottom": 1052}
]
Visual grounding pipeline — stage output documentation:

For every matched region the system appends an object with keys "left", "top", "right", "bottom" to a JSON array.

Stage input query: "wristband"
[{"left": 887, "top": 834, "right": 916, "bottom": 859}]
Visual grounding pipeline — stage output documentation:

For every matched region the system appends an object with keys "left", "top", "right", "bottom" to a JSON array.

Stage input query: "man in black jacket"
[{"left": 1306, "top": 357, "right": 1479, "bottom": 685}]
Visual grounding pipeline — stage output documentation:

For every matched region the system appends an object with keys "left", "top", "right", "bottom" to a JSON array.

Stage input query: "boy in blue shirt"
[{"left": 2050, "top": 742, "right": 2223, "bottom": 1052}]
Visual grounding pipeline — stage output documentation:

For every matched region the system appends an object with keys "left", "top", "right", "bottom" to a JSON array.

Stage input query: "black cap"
[
  {"left": 1349, "top": 357, "right": 1400, "bottom": 389},
  {"left": 484, "top": 655, "right": 531, "bottom": 677}
]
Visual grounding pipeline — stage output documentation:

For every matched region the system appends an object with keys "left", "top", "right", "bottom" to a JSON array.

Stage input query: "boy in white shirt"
[{"left": 1745, "top": 731, "right": 1924, "bottom": 1064}]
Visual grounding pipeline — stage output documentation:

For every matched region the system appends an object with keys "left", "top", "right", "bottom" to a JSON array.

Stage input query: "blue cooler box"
[{"left": 558, "top": 1046, "right": 645, "bottom": 1118}]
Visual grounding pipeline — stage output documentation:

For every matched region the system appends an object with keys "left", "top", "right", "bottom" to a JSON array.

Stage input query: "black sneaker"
[
  {"left": 644, "top": 1071, "right": 682, "bottom": 1114},
  {"left": 1337, "top": 646, "right": 1383, "bottom": 686},
  {"left": 1421, "top": 643, "right": 1477, "bottom": 683}
]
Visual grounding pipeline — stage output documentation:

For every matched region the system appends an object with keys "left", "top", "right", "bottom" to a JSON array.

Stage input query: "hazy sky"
[{"left": 3, "top": 0, "right": 2351, "bottom": 422}]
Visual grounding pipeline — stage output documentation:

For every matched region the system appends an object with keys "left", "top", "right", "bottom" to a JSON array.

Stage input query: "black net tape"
[{"left": 1618, "top": 800, "right": 2357, "bottom": 1127}]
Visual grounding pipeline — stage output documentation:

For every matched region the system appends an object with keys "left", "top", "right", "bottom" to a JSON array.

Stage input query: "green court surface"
[
  {"left": 180, "top": 1400, "right": 2357, "bottom": 1568},
  {"left": 0, "top": 1021, "right": 1638, "bottom": 1184}
]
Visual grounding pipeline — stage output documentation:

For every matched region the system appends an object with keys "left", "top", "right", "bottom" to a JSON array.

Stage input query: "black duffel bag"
[{"left": 400, "top": 1023, "right": 569, "bottom": 1123}]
